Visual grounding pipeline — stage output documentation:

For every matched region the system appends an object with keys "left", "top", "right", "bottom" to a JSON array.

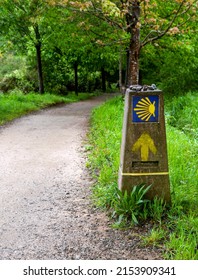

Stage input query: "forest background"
[{"left": 0, "top": 0, "right": 197, "bottom": 95}]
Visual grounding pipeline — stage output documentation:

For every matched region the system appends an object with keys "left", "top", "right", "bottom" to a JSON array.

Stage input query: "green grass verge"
[
  {"left": 165, "top": 92, "right": 198, "bottom": 138},
  {"left": 88, "top": 93, "right": 198, "bottom": 260},
  {"left": 0, "top": 91, "right": 96, "bottom": 125}
]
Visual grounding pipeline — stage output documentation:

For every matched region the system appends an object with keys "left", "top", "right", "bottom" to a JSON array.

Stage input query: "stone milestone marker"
[{"left": 118, "top": 86, "right": 171, "bottom": 203}]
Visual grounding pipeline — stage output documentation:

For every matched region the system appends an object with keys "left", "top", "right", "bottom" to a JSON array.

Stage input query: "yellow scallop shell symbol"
[{"left": 134, "top": 97, "right": 156, "bottom": 121}]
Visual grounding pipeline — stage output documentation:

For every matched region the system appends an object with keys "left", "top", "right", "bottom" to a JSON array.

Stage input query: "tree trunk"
[
  {"left": 128, "top": 26, "right": 140, "bottom": 85},
  {"left": 125, "top": 49, "right": 129, "bottom": 87},
  {"left": 35, "top": 43, "right": 44, "bottom": 94},
  {"left": 101, "top": 67, "right": 106, "bottom": 92},
  {"left": 126, "top": 1, "right": 141, "bottom": 86},
  {"left": 119, "top": 47, "right": 123, "bottom": 92},
  {"left": 74, "top": 61, "right": 78, "bottom": 96},
  {"left": 34, "top": 25, "right": 44, "bottom": 94}
]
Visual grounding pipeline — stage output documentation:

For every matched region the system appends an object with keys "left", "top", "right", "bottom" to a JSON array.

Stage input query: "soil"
[{"left": 0, "top": 94, "right": 163, "bottom": 260}]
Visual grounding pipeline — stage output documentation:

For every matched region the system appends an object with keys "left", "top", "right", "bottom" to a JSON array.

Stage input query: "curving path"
[{"left": 0, "top": 94, "right": 162, "bottom": 260}]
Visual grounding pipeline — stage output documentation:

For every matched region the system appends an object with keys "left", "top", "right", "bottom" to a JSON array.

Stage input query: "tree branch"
[{"left": 141, "top": 0, "right": 189, "bottom": 47}]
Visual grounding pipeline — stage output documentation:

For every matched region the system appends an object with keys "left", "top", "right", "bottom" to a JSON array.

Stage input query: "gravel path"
[{"left": 0, "top": 94, "right": 163, "bottom": 260}]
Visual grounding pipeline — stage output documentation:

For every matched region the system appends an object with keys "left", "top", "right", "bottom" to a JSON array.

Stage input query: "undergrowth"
[{"left": 88, "top": 92, "right": 198, "bottom": 260}]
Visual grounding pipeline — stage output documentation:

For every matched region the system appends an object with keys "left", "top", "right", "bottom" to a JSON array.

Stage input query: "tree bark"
[
  {"left": 34, "top": 25, "right": 44, "bottom": 94},
  {"left": 119, "top": 47, "right": 123, "bottom": 92},
  {"left": 101, "top": 67, "right": 106, "bottom": 92},
  {"left": 126, "top": 1, "right": 141, "bottom": 86},
  {"left": 74, "top": 61, "right": 78, "bottom": 96}
]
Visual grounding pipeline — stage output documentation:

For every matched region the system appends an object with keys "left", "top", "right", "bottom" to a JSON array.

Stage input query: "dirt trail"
[{"left": 0, "top": 94, "right": 162, "bottom": 260}]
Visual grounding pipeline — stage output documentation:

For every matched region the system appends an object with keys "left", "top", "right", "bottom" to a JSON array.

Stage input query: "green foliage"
[
  {"left": 0, "top": 0, "right": 50, "bottom": 49},
  {"left": 140, "top": 36, "right": 198, "bottom": 95},
  {"left": 159, "top": 42, "right": 198, "bottom": 95},
  {"left": 111, "top": 185, "right": 151, "bottom": 225},
  {"left": 0, "top": 0, "right": 197, "bottom": 94},
  {"left": 0, "top": 54, "right": 25, "bottom": 79},
  {"left": 88, "top": 92, "right": 198, "bottom": 259},
  {"left": 0, "top": 54, "right": 36, "bottom": 93}
]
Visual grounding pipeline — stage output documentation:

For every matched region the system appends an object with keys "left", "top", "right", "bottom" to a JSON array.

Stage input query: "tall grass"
[
  {"left": 88, "top": 92, "right": 198, "bottom": 259},
  {"left": 165, "top": 92, "right": 198, "bottom": 138},
  {"left": 167, "top": 125, "right": 198, "bottom": 210}
]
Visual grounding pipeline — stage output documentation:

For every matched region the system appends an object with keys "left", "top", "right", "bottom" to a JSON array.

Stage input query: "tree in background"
[
  {"left": 0, "top": 0, "right": 58, "bottom": 93},
  {"left": 57, "top": 0, "right": 197, "bottom": 86},
  {"left": 0, "top": 0, "right": 197, "bottom": 94},
  {"left": 42, "top": 3, "right": 120, "bottom": 94}
]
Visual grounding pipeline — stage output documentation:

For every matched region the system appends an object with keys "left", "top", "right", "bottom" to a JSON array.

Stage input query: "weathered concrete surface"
[
  {"left": 119, "top": 90, "right": 171, "bottom": 202},
  {"left": 0, "top": 94, "right": 163, "bottom": 260}
]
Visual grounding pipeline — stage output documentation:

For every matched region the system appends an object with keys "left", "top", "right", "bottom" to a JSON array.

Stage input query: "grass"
[
  {"left": 141, "top": 227, "right": 165, "bottom": 247},
  {"left": 165, "top": 92, "right": 198, "bottom": 138},
  {"left": 111, "top": 184, "right": 152, "bottom": 225},
  {"left": 88, "top": 92, "right": 198, "bottom": 260},
  {"left": 167, "top": 125, "right": 198, "bottom": 211},
  {"left": 0, "top": 90, "right": 96, "bottom": 125}
]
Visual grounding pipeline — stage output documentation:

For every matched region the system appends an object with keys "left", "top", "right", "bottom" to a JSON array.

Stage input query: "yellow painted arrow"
[{"left": 132, "top": 132, "right": 157, "bottom": 161}]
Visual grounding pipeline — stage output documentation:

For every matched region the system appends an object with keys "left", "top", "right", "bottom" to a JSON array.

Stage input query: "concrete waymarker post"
[{"left": 118, "top": 86, "right": 171, "bottom": 203}]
